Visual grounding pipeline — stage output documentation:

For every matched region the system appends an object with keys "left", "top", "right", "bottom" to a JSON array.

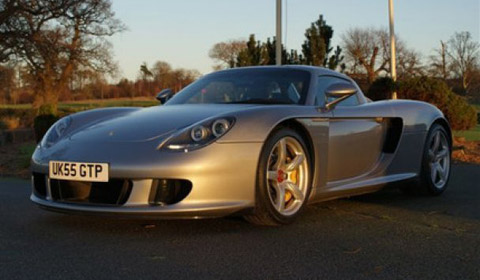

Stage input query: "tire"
[
  {"left": 244, "top": 128, "right": 312, "bottom": 226},
  {"left": 403, "top": 124, "right": 451, "bottom": 195}
]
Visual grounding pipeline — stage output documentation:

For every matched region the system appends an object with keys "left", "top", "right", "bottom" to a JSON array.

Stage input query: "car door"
[{"left": 315, "top": 75, "right": 387, "bottom": 182}]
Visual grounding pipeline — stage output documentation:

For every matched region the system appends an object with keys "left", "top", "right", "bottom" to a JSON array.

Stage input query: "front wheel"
[
  {"left": 404, "top": 124, "right": 451, "bottom": 195},
  {"left": 244, "top": 128, "right": 312, "bottom": 226}
]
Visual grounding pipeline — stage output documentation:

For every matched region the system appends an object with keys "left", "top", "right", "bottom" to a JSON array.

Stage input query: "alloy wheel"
[
  {"left": 428, "top": 130, "right": 450, "bottom": 189},
  {"left": 266, "top": 137, "right": 309, "bottom": 216}
]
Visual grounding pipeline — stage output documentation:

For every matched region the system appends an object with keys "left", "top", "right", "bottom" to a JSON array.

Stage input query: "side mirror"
[
  {"left": 324, "top": 83, "right": 357, "bottom": 110},
  {"left": 156, "top": 88, "right": 173, "bottom": 104}
]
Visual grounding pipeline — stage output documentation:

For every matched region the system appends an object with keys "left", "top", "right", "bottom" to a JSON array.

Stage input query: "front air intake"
[
  {"left": 32, "top": 173, "right": 47, "bottom": 198},
  {"left": 149, "top": 179, "right": 192, "bottom": 205},
  {"left": 49, "top": 179, "right": 133, "bottom": 206}
]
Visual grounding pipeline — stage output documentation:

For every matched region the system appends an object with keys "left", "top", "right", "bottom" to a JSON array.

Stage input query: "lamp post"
[
  {"left": 388, "top": 0, "right": 397, "bottom": 99},
  {"left": 276, "top": 0, "right": 282, "bottom": 65}
]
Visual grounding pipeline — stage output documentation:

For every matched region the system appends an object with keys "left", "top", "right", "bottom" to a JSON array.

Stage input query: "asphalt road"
[{"left": 1, "top": 164, "right": 479, "bottom": 280}]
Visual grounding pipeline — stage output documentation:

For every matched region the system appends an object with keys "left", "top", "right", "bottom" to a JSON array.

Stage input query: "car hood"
[{"left": 69, "top": 104, "right": 253, "bottom": 143}]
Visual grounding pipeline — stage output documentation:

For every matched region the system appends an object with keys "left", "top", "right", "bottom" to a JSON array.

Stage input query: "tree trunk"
[
  {"left": 34, "top": 89, "right": 59, "bottom": 115},
  {"left": 462, "top": 74, "right": 469, "bottom": 94},
  {"left": 366, "top": 68, "right": 376, "bottom": 85},
  {"left": 440, "top": 41, "right": 447, "bottom": 80},
  {"left": 32, "top": 73, "right": 59, "bottom": 115}
]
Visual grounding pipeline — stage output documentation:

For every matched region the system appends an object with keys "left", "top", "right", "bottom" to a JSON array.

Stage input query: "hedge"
[{"left": 367, "top": 77, "right": 477, "bottom": 130}]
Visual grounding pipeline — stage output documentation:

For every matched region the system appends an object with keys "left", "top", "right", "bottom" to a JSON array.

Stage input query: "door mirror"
[
  {"left": 324, "top": 83, "right": 357, "bottom": 110},
  {"left": 156, "top": 88, "right": 173, "bottom": 104}
]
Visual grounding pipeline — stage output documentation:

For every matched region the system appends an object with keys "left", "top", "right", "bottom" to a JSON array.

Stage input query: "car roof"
[{"left": 210, "top": 65, "right": 347, "bottom": 78}]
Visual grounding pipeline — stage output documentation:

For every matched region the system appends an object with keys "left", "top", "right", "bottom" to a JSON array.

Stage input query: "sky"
[{"left": 109, "top": 0, "right": 480, "bottom": 80}]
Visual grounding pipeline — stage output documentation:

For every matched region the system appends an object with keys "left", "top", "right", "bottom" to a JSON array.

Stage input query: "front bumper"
[
  {"left": 30, "top": 141, "right": 263, "bottom": 218},
  {"left": 31, "top": 194, "right": 251, "bottom": 219}
]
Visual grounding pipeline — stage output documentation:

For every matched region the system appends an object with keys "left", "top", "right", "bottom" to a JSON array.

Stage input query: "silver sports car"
[{"left": 31, "top": 66, "right": 452, "bottom": 225}]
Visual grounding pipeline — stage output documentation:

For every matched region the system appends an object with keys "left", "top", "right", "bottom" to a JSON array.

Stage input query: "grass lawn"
[
  {"left": 0, "top": 98, "right": 159, "bottom": 129},
  {"left": 19, "top": 142, "right": 36, "bottom": 169},
  {"left": 452, "top": 102, "right": 480, "bottom": 141},
  {"left": 0, "top": 141, "right": 37, "bottom": 177},
  {"left": 454, "top": 125, "right": 480, "bottom": 141},
  {"left": 0, "top": 97, "right": 158, "bottom": 111}
]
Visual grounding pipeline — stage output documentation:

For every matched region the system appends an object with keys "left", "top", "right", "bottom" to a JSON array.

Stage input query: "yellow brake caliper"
[{"left": 284, "top": 169, "right": 298, "bottom": 202}]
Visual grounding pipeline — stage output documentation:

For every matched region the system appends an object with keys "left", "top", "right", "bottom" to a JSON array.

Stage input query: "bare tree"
[
  {"left": 151, "top": 61, "right": 173, "bottom": 90},
  {"left": 446, "top": 32, "right": 479, "bottom": 93},
  {"left": 140, "top": 63, "right": 153, "bottom": 81},
  {"left": 396, "top": 48, "right": 423, "bottom": 79},
  {"left": 209, "top": 39, "right": 246, "bottom": 69},
  {"left": 0, "top": 0, "right": 125, "bottom": 113},
  {"left": 342, "top": 28, "right": 389, "bottom": 84},
  {"left": 152, "top": 61, "right": 173, "bottom": 77},
  {"left": 137, "top": 62, "right": 154, "bottom": 97},
  {"left": 0, "top": 65, "right": 16, "bottom": 104},
  {"left": 429, "top": 41, "right": 450, "bottom": 80},
  {"left": 342, "top": 27, "right": 423, "bottom": 84},
  {"left": 137, "top": 61, "right": 200, "bottom": 95}
]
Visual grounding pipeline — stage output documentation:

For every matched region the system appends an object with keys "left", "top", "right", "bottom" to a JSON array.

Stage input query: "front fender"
[{"left": 217, "top": 105, "right": 329, "bottom": 143}]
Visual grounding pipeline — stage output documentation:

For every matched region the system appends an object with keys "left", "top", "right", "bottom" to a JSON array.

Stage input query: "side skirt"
[{"left": 308, "top": 173, "right": 417, "bottom": 204}]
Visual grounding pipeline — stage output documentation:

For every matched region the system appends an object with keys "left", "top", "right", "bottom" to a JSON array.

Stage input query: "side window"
[{"left": 315, "top": 76, "right": 359, "bottom": 107}]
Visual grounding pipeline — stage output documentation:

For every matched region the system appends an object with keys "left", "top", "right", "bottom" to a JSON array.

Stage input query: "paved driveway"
[{"left": 0, "top": 164, "right": 479, "bottom": 279}]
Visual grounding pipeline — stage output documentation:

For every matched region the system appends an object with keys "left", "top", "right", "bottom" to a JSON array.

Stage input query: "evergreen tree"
[
  {"left": 287, "top": 50, "right": 303, "bottom": 65},
  {"left": 301, "top": 15, "right": 333, "bottom": 66},
  {"left": 228, "top": 15, "right": 342, "bottom": 69},
  {"left": 237, "top": 35, "right": 264, "bottom": 66},
  {"left": 264, "top": 37, "right": 289, "bottom": 65},
  {"left": 327, "top": 46, "right": 345, "bottom": 70}
]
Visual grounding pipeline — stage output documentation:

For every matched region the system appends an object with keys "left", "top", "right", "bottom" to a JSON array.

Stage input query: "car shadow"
[
  {"left": 33, "top": 164, "right": 480, "bottom": 235},
  {"left": 343, "top": 164, "right": 480, "bottom": 222}
]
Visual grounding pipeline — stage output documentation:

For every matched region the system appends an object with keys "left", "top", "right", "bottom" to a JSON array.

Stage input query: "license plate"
[{"left": 49, "top": 161, "right": 109, "bottom": 182}]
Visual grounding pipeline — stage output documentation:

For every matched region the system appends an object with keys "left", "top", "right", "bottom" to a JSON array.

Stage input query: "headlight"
[
  {"left": 191, "top": 125, "right": 208, "bottom": 142},
  {"left": 40, "top": 116, "right": 72, "bottom": 148},
  {"left": 212, "top": 119, "right": 231, "bottom": 137},
  {"left": 160, "top": 117, "right": 235, "bottom": 152}
]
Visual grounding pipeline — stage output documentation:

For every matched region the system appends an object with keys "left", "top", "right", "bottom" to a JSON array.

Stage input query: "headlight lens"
[
  {"left": 212, "top": 119, "right": 231, "bottom": 137},
  {"left": 191, "top": 125, "right": 208, "bottom": 142},
  {"left": 161, "top": 117, "right": 235, "bottom": 152},
  {"left": 40, "top": 116, "right": 72, "bottom": 148}
]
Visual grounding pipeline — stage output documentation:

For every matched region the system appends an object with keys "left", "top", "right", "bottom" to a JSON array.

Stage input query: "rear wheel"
[
  {"left": 244, "top": 128, "right": 312, "bottom": 226},
  {"left": 403, "top": 124, "right": 451, "bottom": 195}
]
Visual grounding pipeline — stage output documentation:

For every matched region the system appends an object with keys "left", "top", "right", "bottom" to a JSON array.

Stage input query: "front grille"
[
  {"left": 32, "top": 173, "right": 47, "bottom": 198},
  {"left": 49, "top": 179, "right": 132, "bottom": 206}
]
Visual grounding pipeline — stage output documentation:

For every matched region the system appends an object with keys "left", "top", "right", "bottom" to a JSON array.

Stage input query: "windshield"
[{"left": 166, "top": 68, "right": 311, "bottom": 105}]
